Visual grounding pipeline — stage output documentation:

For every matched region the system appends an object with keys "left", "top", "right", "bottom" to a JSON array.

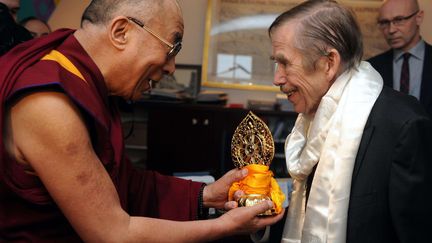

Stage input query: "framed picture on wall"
[{"left": 202, "top": 0, "right": 388, "bottom": 91}]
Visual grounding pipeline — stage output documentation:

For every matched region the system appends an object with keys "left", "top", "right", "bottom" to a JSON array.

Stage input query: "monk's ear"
[
  {"left": 108, "top": 17, "right": 130, "bottom": 50},
  {"left": 322, "top": 48, "right": 341, "bottom": 82}
]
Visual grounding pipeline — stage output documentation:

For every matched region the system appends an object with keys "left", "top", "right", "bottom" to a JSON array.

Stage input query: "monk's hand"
[
  {"left": 217, "top": 200, "right": 285, "bottom": 235},
  {"left": 223, "top": 190, "right": 245, "bottom": 211},
  {"left": 203, "top": 168, "right": 248, "bottom": 209}
]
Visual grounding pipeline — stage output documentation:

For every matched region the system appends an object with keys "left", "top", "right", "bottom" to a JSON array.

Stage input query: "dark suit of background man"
[{"left": 368, "top": 0, "right": 432, "bottom": 117}]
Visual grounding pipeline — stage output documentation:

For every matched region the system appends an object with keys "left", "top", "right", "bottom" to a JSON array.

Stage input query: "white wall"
[
  {"left": 48, "top": 0, "right": 90, "bottom": 30},
  {"left": 175, "top": 0, "right": 207, "bottom": 65},
  {"left": 47, "top": 0, "right": 432, "bottom": 106}
]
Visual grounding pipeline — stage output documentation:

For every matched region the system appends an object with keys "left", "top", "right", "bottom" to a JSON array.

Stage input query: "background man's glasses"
[
  {"left": 377, "top": 10, "right": 419, "bottom": 29},
  {"left": 127, "top": 16, "right": 182, "bottom": 59}
]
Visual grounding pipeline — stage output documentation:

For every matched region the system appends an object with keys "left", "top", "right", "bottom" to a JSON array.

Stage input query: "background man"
[
  {"left": 368, "top": 0, "right": 431, "bottom": 116},
  {"left": 0, "top": 0, "right": 283, "bottom": 242},
  {"left": 264, "top": 0, "right": 431, "bottom": 242}
]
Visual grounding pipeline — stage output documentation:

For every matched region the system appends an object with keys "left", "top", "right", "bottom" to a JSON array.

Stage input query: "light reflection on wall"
[{"left": 210, "top": 14, "right": 278, "bottom": 36}]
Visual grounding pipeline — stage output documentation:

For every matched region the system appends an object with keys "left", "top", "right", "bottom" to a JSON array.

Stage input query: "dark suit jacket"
[
  {"left": 346, "top": 87, "right": 432, "bottom": 243},
  {"left": 367, "top": 42, "right": 432, "bottom": 116},
  {"left": 268, "top": 87, "right": 432, "bottom": 243}
]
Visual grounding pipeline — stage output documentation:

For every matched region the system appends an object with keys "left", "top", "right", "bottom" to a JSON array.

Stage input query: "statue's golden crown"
[{"left": 231, "top": 111, "right": 275, "bottom": 168}]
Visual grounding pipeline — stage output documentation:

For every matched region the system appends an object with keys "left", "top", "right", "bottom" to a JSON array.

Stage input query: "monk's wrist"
[{"left": 197, "top": 184, "right": 209, "bottom": 219}]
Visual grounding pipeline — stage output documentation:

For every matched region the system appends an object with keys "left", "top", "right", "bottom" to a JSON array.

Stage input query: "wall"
[
  {"left": 419, "top": 0, "right": 432, "bottom": 43},
  {"left": 47, "top": 0, "right": 432, "bottom": 106},
  {"left": 48, "top": 0, "right": 90, "bottom": 30}
]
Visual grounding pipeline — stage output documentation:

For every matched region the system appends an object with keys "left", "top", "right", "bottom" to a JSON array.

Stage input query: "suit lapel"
[
  {"left": 352, "top": 117, "right": 375, "bottom": 182},
  {"left": 382, "top": 51, "right": 394, "bottom": 88},
  {"left": 420, "top": 43, "right": 432, "bottom": 113}
]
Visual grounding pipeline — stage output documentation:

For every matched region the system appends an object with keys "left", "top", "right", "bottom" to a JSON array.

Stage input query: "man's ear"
[
  {"left": 323, "top": 49, "right": 341, "bottom": 82},
  {"left": 416, "top": 10, "right": 424, "bottom": 26},
  {"left": 108, "top": 17, "right": 130, "bottom": 50}
]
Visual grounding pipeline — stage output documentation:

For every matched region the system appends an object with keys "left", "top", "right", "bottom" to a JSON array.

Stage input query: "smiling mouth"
[{"left": 286, "top": 88, "right": 298, "bottom": 97}]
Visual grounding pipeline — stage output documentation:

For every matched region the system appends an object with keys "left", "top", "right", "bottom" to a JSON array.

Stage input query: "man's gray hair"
[{"left": 269, "top": 0, "right": 363, "bottom": 72}]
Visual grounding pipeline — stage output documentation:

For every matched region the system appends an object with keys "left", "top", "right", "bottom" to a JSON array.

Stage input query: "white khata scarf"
[{"left": 281, "top": 62, "right": 383, "bottom": 243}]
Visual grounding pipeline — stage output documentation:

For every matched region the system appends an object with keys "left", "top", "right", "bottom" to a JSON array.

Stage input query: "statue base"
[{"left": 238, "top": 194, "right": 275, "bottom": 216}]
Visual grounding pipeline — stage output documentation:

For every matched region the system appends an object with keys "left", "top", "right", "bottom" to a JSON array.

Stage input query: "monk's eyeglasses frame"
[
  {"left": 377, "top": 10, "right": 419, "bottom": 29},
  {"left": 127, "top": 16, "right": 182, "bottom": 59}
]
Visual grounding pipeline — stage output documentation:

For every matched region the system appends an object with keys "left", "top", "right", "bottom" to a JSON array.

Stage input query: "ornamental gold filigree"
[{"left": 231, "top": 111, "right": 274, "bottom": 168}]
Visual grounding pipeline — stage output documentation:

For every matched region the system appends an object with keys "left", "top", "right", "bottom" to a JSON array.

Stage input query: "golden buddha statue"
[{"left": 229, "top": 111, "right": 285, "bottom": 215}]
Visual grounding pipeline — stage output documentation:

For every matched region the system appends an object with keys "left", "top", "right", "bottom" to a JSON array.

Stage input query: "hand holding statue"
[
  {"left": 203, "top": 168, "right": 285, "bottom": 236},
  {"left": 202, "top": 168, "right": 248, "bottom": 210}
]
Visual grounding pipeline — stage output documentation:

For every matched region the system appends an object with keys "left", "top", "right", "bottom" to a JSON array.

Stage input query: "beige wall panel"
[
  {"left": 48, "top": 0, "right": 90, "bottom": 30},
  {"left": 419, "top": 0, "right": 432, "bottom": 43}
]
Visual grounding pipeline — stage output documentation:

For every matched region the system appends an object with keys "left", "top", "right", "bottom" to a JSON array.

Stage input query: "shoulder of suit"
[
  {"left": 373, "top": 87, "right": 429, "bottom": 121},
  {"left": 367, "top": 49, "right": 393, "bottom": 63},
  {"left": 425, "top": 42, "right": 432, "bottom": 52}
]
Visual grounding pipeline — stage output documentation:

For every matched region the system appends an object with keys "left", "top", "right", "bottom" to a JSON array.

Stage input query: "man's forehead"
[
  {"left": 0, "top": 0, "right": 19, "bottom": 8},
  {"left": 380, "top": 0, "right": 415, "bottom": 16},
  {"left": 150, "top": 14, "right": 183, "bottom": 39},
  {"left": 154, "top": 4, "right": 184, "bottom": 38},
  {"left": 271, "top": 22, "right": 296, "bottom": 44},
  {"left": 166, "top": 0, "right": 184, "bottom": 29}
]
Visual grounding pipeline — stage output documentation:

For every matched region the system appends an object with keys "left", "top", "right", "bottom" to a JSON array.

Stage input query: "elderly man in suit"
[
  {"left": 368, "top": 0, "right": 431, "bottom": 116},
  {"left": 261, "top": 0, "right": 432, "bottom": 242}
]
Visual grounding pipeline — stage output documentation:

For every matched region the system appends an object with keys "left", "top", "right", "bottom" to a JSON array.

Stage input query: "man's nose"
[
  {"left": 388, "top": 22, "right": 398, "bottom": 33},
  {"left": 163, "top": 57, "right": 176, "bottom": 75},
  {"left": 273, "top": 66, "right": 286, "bottom": 86}
]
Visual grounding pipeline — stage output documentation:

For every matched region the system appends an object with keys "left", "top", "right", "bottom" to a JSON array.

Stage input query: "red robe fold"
[{"left": 0, "top": 29, "right": 202, "bottom": 242}]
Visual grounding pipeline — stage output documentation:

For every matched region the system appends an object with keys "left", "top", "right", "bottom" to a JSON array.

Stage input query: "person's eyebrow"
[
  {"left": 173, "top": 32, "right": 182, "bottom": 43},
  {"left": 271, "top": 53, "right": 289, "bottom": 64}
]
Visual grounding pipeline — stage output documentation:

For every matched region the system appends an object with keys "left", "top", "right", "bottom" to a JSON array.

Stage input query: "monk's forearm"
[{"left": 127, "top": 217, "right": 230, "bottom": 242}]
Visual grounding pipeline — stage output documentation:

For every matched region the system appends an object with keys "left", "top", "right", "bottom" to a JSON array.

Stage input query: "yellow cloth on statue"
[{"left": 229, "top": 164, "right": 285, "bottom": 214}]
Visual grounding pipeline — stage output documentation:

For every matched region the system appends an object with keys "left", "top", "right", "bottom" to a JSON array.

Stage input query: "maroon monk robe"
[{"left": 0, "top": 29, "right": 203, "bottom": 242}]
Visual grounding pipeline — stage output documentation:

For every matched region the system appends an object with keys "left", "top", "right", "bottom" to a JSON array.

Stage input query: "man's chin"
[
  {"left": 130, "top": 92, "right": 144, "bottom": 101},
  {"left": 388, "top": 40, "right": 405, "bottom": 50},
  {"left": 293, "top": 105, "right": 303, "bottom": 114}
]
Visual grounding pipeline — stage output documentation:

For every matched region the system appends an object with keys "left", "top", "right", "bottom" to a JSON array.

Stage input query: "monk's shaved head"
[{"left": 81, "top": 0, "right": 167, "bottom": 26}]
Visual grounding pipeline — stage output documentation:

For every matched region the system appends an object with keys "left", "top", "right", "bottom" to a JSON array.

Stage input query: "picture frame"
[
  {"left": 175, "top": 64, "right": 202, "bottom": 99},
  {"left": 202, "top": 0, "right": 388, "bottom": 91},
  {"left": 151, "top": 64, "right": 202, "bottom": 99}
]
